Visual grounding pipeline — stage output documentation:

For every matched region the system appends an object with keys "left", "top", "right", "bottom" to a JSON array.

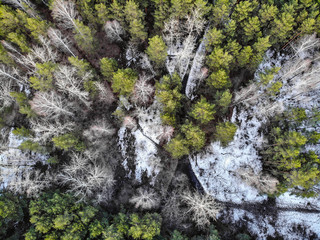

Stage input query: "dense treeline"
[{"left": 0, "top": 0, "right": 319, "bottom": 238}]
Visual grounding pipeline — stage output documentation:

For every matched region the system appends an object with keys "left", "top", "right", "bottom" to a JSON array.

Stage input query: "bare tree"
[
  {"left": 291, "top": 33, "right": 320, "bottom": 59},
  {"left": 54, "top": 65, "right": 91, "bottom": 107},
  {"left": 0, "top": 64, "right": 22, "bottom": 83},
  {"left": 156, "top": 125, "right": 174, "bottom": 144},
  {"left": 130, "top": 188, "right": 159, "bottom": 210},
  {"left": 139, "top": 53, "right": 155, "bottom": 75},
  {"left": 51, "top": 0, "right": 78, "bottom": 29},
  {"left": 104, "top": 20, "right": 124, "bottom": 42},
  {"left": 122, "top": 116, "right": 137, "bottom": 130},
  {"left": 131, "top": 74, "right": 154, "bottom": 105},
  {"left": 47, "top": 27, "right": 76, "bottom": 56},
  {"left": 58, "top": 152, "right": 115, "bottom": 203},
  {"left": 29, "top": 91, "right": 75, "bottom": 118},
  {"left": 83, "top": 118, "right": 116, "bottom": 144},
  {"left": 236, "top": 167, "right": 279, "bottom": 194},
  {"left": 182, "top": 191, "right": 223, "bottom": 229},
  {"left": 2, "top": 0, "right": 37, "bottom": 17},
  {"left": 94, "top": 82, "right": 115, "bottom": 104},
  {"left": 30, "top": 119, "right": 75, "bottom": 144},
  {"left": 0, "top": 79, "right": 15, "bottom": 110}
]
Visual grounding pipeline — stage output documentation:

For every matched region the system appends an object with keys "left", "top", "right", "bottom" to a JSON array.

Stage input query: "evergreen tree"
[
  {"left": 232, "top": 0, "right": 257, "bottom": 23},
  {"left": 128, "top": 213, "right": 162, "bottom": 240},
  {"left": 170, "top": 0, "right": 193, "bottom": 19},
  {"left": 242, "top": 16, "right": 261, "bottom": 42},
  {"left": 95, "top": 3, "right": 110, "bottom": 25},
  {"left": 190, "top": 97, "right": 216, "bottom": 124},
  {"left": 215, "top": 121, "right": 237, "bottom": 146},
  {"left": 152, "top": 0, "right": 170, "bottom": 31},
  {"left": 73, "top": 19, "right": 95, "bottom": 53},
  {"left": 181, "top": 122, "right": 206, "bottom": 150},
  {"left": 217, "top": 89, "right": 232, "bottom": 114},
  {"left": 206, "top": 47, "right": 232, "bottom": 70},
  {"left": 146, "top": 35, "right": 167, "bottom": 66},
  {"left": 29, "top": 62, "right": 56, "bottom": 91},
  {"left": 207, "top": 69, "right": 231, "bottom": 89},
  {"left": 112, "top": 68, "right": 138, "bottom": 96},
  {"left": 259, "top": 4, "right": 278, "bottom": 27},
  {"left": 109, "top": 0, "right": 125, "bottom": 26},
  {"left": 52, "top": 133, "right": 85, "bottom": 151},
  {"left": 124, "top": 0, "right": 147, "bottom": 42},
  {"left": 270, "top": 12, "right": 294, "bottom": 44},
  {"left": 211, "top": 0, "right": 231, "bottom": 26},
  {"left": 237, "top": 46, "right": 253, "bottom": 68},
  {"left": 165, "top": 134, "right": 190, "bottom": 159},
  {"left": 100, "top": 57, "right": 118, "bottom": 81},
  {"left": 205, "top": 27, "right": 224, "bottom": 50}
]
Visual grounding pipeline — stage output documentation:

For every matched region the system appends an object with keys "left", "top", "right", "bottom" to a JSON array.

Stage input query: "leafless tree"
[
  {"left": 104, "top": 20, "right": 124, "bottom": 42},
  {"left": 54, "top": 65, "right": 91, "bottom": 107},
  {"left": 139, "top": 53, "right": 155, "bottom": 75},
  {"left": 94, "top": 82, "right": 115, "bottom": 104},
  {"left": 47, "top": 27, "right": 76, "bottom": 56},
  {"left": 131, "top": 74, "right": 154, "bottom": 105},
  {"left": 236, "top": 167, "right": 279, "bottom": 194},
  {"left": 122, "top": 116, "right": 137, "bottom": 130},
  {"left": 156, "top": 125, "right": 174, "bottom": 144},
  {"left": 2, "top": 0, "right": 37, "bottom": 17},
  {"left": 29, "top": 91, "right": 75, "bottom": 118},
  {"left": 291, "top": 33, "right": 320, "bottom": 59},
  {"left": 182, "top": 191, "right": 223, "bottom": 229},
  {"left": 0, "top": 79, "right": 15, "bottom": 110},
  {"left": 185, "top": 8, "right": 206, "bottom": 36},
  {"left": 58, "top": 152, "right": 115, "bottom": 203},
  {"left": 0, "top": 64, "right": 22, "bottom": 83},
  {"left": 51, "top": 0, "right": 78, "bottom": 29},
  {"left": 30, "top": 119, "right": 75, "bottom": 144},
  {"left": 83, "top": 118, "right": 116, "bottom": 144},
  {"left": 130, "top": 188, "right": 160, "bottom": 210}
]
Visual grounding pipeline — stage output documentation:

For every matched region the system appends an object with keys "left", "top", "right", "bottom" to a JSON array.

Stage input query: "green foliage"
[
  {"left": 215, "top": 121, "right": 237, "bottom": 146},
  {"left": 190, "top": 97, "right": 216, "bottom": 124},
  {"left": 68, "top": 56, "right": 94, "bottom": 78},
  {"left": 171, "top": 230, "right": 188, "bottom": 240},
  {"left": 29, "top": 62, "right": 56, "bottom": 91},
  {"left": 73, "top": 19, "right": 95, "bottom": 53},
  {"left": 100, "top": 57, "right": 118, "bottom": 81},
  {"left": 128, "top": 213, "right": 162, "bottom": 240},
  {"left": 259, "top": 4, "right": 278, "bottom": 26},
  {"left": 95, "top": 3, "right": 110, "bottom": 25},
  {"left": 207, "top": 69, "right": 231, "bottom": 90},
  {"left": 165, "top": 134, "right": 190, "bottom": 159},
  {"left": 7, "top": 32, "right": 30, "bottom": 53},
  {"left": 12, "top": 126, "right": 31, "bottom": 138},
  {"left": 0, "top": 192, "right": 24, "bottom": 239},
  {"left": 206, "top": 27, "right": 224, "bottom": 50},
  {"left": 211, "top": 0, "right": 231, "bottom": 26},
  {"left": 52, "top": 133, "right": 85, "bottom": 151},
  {"left": 146, "top": 35, "right": 167, "bottom": 66},
  {"left": 19, "top": 140, "right": 43, "bottom": 152},
  {"left": 170, "top": 0, "right": 193, "bottom": 18},
  {"left": 77, "top": 0, "right": 97, "bottom": 26},
  {"left": 156, "top": 73, "right": 182, "bottom": 125},
  {"left": 270, "top": 12, "right": 294, "bottom": 44},
  {"left": 112, "top": 68, "right": 138, "bottom": 96},
  {"left": 0, "top": 44, "right": 14, "bottom": 65},
  {"left": 10, "top": 91, "right": 36, "bottom": 118},
  {"left": 267, "top": 81, "right": 282, "bottom": 96},
  {"left": 28, "top": 192, "right": 99, "bottom": 239},
  {"left": 216, "top": 89, "right": 232, "bottom": 114},
  {"left": 242, "top": 16, "right": 261, "bottom": 42},
  {"left": 236, "top": 233, "right": 252, "bottom": 240},
  {"left": 232, "top": 0, "right": 257, "bottom": 23},
  {"left": 181, "top": 122, "right": 206, "bottom": 150},
  {"left": 25, "top": 17, "right": 48, "bottom": 41},
  {"left": 236, "top": 46, "right": 252, "bottom": 68},
  {"left": 152, "top": 0, "right": 170, "bottom": 31},
  {"left": 109, "top": 0, "right": 125, "bottom": 26},
  {"left": 259, "top": 67, "right": 280, "bottom": 85},
  {"left": 124, "top": 0, "right": 147, "bottom": 42},
  {"left": 206, "top": 47, "right": 233, "bottom": 70}
]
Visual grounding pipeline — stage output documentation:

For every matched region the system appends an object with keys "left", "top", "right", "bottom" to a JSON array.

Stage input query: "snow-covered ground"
[
  {"left": 118, "top": 103, "right": 163, "bottom": 184},
  {"left": 190, "top": 35, "right": 320, "bottom": 239}
]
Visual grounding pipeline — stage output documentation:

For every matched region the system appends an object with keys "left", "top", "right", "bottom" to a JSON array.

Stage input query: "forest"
[{"left": 0, "top": 0, "right": 319, "bottom": 239}]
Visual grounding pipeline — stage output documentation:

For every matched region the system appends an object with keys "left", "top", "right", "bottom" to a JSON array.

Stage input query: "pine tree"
[
  {"left": 205, "top": 27, "right": 224, "bottom": 50},
  {"left": 100, "top": 57, "right": 118, "bottom": 81},
  {"left": 237, "top": 46, "right": 253, "bottom": 68},
  {"left": 145, "top": 35, "right": 167, "bottom": 66},
  {"left": 128, "top": 213, "right": 162, "bottom": 240},
  {"left": 259, "top": 4, "right": 278, "bottom": 27},
  {"left": 52, "top": 133, "right": 85, "bottom": 151},
  {"left": 190, "top": 96, "right": 216, "bottom": 124},
  {"left": 217, "top": 89, "right": 232, "bottom": 114},
  {"left": 165, "top": 134, "right": 190, "bottom": 159},
  {"left": 152, "top": 0, "right": 170, "bottom": 32},
  {"left": 181, "top": 122, "right": 206, "bottom": 150},
  {"left": 7, "top": 32, "right": 29, "bottom": 53},
  {"left": 206, "top": 47, "right": 232, "bottom": 70},
  {"left": 215, "top": 121, "right": 237, "bottom": 146},
  {"left": 109, "top": 0, "right": 125, "bottom": 26},
  {"left": 270, "top": 12, "right": 294, "bottom": 44},
  {"left": 170, "top": 0, "right": 193, "bottom": 19},
  {"left": 124, "top": 0, "right": 147, "bottom": 42},
  {"left": 232, "top": 0, "right": 257, "bottom": 23},
  {"left": 95, "top": 3, "right": 110, "bottom": 25},
  {"left": 211, "top": 0, "right": 230, "bottom": 26},
  {"left": 112, "top": 68, "right": 138, "bottom": 96},
  {"left": 207, "top": 69, "right": 231, "bottom": 89},
  {"left": 242, "top": 16, "right": 261, "bottom": 42},
  {"left": 29, "top": 62, "right": 56, "bottom": 91},
  {"left": 73, "top": 19, "right": 95, "bottom": 53}
]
